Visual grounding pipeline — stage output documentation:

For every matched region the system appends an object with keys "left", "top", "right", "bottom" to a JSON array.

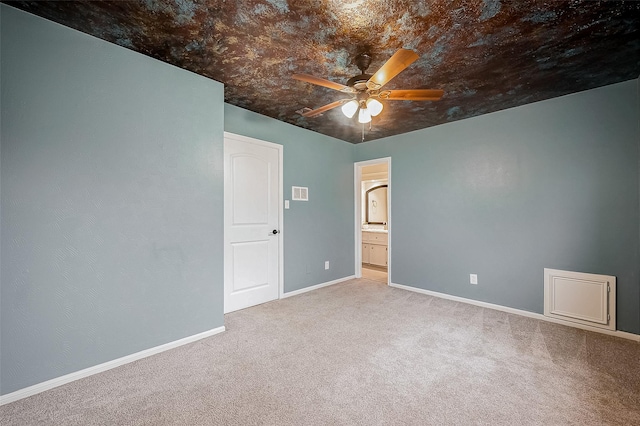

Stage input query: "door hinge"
[
  {"left": 607, "top": 282, "right": 610, "bottom": 293},
  {"left": 607, "top": 314, "right": 610, "bottom": 321}
]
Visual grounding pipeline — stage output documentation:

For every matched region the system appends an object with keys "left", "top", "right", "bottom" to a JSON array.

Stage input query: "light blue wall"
[
  {"left": 355, "top": 80, "right": 640, "bottom": 334},
  {"left": 1, "top": 5, "right": 225, "bottom": 394},
  {"left": 224, "top": 105, "right": 355, "bottom": 292}
]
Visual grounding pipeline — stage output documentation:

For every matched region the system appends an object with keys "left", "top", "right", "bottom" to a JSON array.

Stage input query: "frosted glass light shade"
[
  {"left": 366, "top": 98, "right": 383, "bottom": 116},
  {"left": 341, "top": 100, "right": 359, "bottom": 118},
  {"left": 358, "top": 107, "right": 372, "bottom": 124}
]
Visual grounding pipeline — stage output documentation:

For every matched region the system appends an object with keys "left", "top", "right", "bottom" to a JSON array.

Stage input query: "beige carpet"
[{"left": 2, "top": 278, "right": 639, "bottom": 425}]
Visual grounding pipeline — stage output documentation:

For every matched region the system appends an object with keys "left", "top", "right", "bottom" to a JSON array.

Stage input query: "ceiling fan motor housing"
[
  {"left": 347, "top": 52, "right": 374, "bottom": 91},
  {"left": 347, "top": 74, "right": 373, "bottom": 91}
]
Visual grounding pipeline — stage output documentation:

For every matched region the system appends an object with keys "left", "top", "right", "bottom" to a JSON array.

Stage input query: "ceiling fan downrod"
[{"left": 354, "top": 52, "right": 372, "bottom": 74}]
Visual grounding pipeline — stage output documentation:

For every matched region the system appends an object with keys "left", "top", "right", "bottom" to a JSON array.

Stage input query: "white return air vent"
[
  {"left": 292, "top": 186, "right": 308, "bottom": 201},
  {"left": 544, "top": 268, "right": 616, "bottom": 331}
]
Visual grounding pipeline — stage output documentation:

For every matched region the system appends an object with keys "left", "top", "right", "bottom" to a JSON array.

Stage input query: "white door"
[{"left": 224, "top": 133, "right": 281, "bottom": 313}]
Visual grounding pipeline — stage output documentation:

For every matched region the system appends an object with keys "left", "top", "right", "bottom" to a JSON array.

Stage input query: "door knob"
[{"left": 271, "top": 229, "right": 280, "bottom": 235}]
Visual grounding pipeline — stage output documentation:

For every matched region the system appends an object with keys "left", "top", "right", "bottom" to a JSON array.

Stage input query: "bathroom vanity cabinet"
[{"left": 362, "top": 231, "right": 388, "bottom": 267}]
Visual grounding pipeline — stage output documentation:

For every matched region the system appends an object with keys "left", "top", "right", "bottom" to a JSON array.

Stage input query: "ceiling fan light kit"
[
  {"left": 293, "top": 48, "right": 443, "bottom": 135},
  {"left": 358, "top": 107, "right": 372, "bottom": 124},
  {"left": 342, "top": 100, "right": 359, "bottom": 118},
  {"left": 366, "top": 98, "right": 383, "bottom": 116}
]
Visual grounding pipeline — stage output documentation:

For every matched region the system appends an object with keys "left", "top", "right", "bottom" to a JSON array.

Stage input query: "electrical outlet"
[
  {"left": 325, "top": 261, "right": 330, "bottom": 270},
  {"left": 470, "top": 274, "right": 478, "bottom": 285}
]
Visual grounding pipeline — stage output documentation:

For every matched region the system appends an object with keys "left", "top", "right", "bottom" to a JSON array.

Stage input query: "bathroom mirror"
[{"left": 365, "top": 185, "right": 388, "bottom": 224}]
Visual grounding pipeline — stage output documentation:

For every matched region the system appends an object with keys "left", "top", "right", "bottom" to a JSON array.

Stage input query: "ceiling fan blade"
[
  {"left": 366, "top": 49, "right": 419, "bottom": 90},
  {"left": 301, "top": 100, "right": 347, "bottom": 117},
  {"left": 378, "top": 89, "right": 444, "bottom": 101},
  {"left": 293, "top": 74, "right": 355, "bottom": 93}
]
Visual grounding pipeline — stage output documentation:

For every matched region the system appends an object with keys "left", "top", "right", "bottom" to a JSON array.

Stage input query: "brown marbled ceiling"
[{"left": 6, "top": 0, "right": 640, "bottom": 143}]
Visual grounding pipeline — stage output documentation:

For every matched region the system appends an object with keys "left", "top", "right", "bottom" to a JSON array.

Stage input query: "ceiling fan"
[{"left": 293, "top": 48, "right": 444, "bottom": 124}]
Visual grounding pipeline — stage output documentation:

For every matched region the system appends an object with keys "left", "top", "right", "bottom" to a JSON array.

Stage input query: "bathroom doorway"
[{"left": 354, "top": 158, "right": 391, "bottom": 285}]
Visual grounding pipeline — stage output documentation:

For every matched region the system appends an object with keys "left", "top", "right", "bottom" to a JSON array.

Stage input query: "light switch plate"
[
  {"left": 285, "top": 200, "right": 290, "bottom": 209},
  {"left": 470, "top": 274, "right": 478, "bottom": 285}
]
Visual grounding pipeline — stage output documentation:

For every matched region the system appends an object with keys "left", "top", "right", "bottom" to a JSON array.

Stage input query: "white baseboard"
[
  {"left": 281, "top": 275, "right": 355, "bottom": 299},
  {"left": 0, "top": 326, "right": 226, "bottom": 406},
  {"left": 390, "top": 282, "right": 640, "bottom": 343}
]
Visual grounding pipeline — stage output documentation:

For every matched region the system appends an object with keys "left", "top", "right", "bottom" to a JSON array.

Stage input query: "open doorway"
[{"left": 354, "top": 158, "right": 391, "bottom": 285}]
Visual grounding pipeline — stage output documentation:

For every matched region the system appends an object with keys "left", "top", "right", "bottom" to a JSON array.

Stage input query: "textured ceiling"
[{"left": 7, "top": 0, "right": 640, "bottom": 143}]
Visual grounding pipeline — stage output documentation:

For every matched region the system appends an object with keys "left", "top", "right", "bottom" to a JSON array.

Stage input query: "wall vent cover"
[
  {"left": 544, "top": 268, "right": 616, "bottom": 331},
  {"left": 292, "top": 186, "right": 308, "bottom": 201}
]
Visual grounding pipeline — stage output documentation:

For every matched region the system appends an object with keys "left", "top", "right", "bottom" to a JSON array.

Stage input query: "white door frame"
[
  {"left": 223, "top": 131, "right": 284, "bottom": 305},
  {"left": 354, "top": 157, "right": 391, "bottom": 285}
]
